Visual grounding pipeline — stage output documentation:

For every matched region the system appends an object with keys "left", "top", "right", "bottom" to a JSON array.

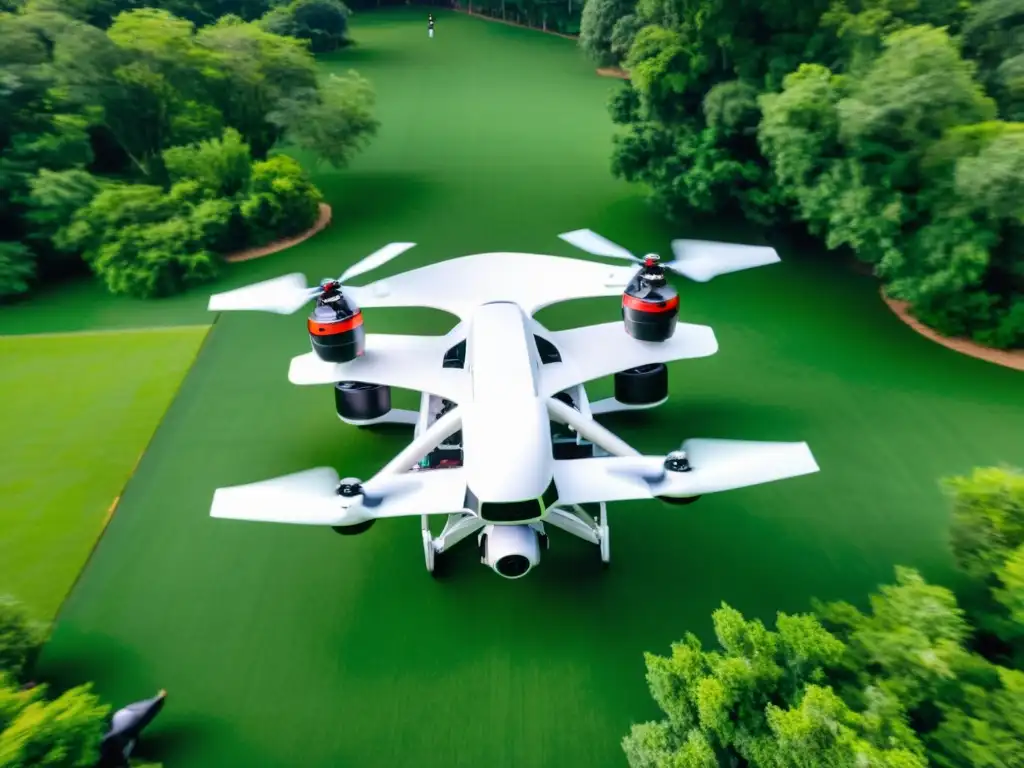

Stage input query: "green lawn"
[
  {"left": 0, "top": 326, "right": 210, "bottom": 621},
  {"left": 7, "top": 8, "right": 1023, "bottom": 768}
]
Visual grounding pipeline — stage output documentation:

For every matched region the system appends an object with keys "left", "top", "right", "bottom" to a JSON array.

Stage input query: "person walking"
[{"left": 428, "top": 13, "right": 435, "bottom": 38}]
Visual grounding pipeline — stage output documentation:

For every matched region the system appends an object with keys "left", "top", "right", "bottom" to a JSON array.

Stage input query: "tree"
[
  {"left": 621, "top": 603, "right": 924, "bottom": 766},
  {"left": 0, "top": 674, "right": 110, "bottom": 768},
  {"left": 579, "top": 0, "right": 637, "bottom": 66},
  {"left": 0, "top": 243, "right": 36, "bottom": 300},
  {"left": 945, "top": 466, "right": 1024, "bottom": 656},
  {"left": 260, "top": 0, "right": 352, "bottom": 53},
  {"left": 240, "top": 153, "right": 322, "bottom": 245},
  {"left": 266, "top": 71, "right": 379, "bottom": 169},
  {"left": 163, "top": 127, "right": 252, "bottom": 198},
  {"left": 0, "top": 596, "right": 45, "bottom": 679}
]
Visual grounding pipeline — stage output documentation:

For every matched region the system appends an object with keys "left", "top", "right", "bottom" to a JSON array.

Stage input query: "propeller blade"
[
  {"left": 558, "top": 229, "right": 640, "bottom": 263},
  {"left": 210, "top": 468, "right": 426, "bottom": 525},
  {"left": 605, "top": 440, "right": 818, "bottom": 496},
  {"left": 666, "top": 240, "right": 781, "bottom": 283},
  {"left": 211, "top": 467, "right": 345, "bottom": 525},
  {"left": 673, "top": 439, "right": 818, "bottom": 495},
  {"left": 208, "top": 273, "right": 319, "bottom": 315},
  {"left": 339, "top": 242, "right": 417, "bottom": 284}
]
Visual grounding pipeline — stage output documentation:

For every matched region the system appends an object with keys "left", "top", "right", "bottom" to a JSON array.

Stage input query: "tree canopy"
[
  {"left": 584, "top": 0, "right": 1024, "bottom": 348},
  {"left": 0, "top": 3, "right": 378, "bottom": 301},
  {"left": 624, "top": 469, "right": 1024, "bottom": 767}
]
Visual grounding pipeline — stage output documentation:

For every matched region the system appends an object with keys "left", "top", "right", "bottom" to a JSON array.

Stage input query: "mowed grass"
[
  {"left": 14, "top": 8, "right": 1024, "bottom": 768},
  {"left": 0, "top": 326, "right": 210, "bottom": 620}
]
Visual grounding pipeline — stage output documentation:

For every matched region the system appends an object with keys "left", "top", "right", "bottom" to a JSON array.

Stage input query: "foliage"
[
  {"left": 0, "top": 597, "right": 45, "bottom": 680},
  {"left": 580, "top": 0, "right": 636, "bottom": 66},
  {"left": 945, "top": 466, "right": 1024, "bottom": 658},
  {"left": 261, "top": 0, "right": 352, "bottom": 53},
  {"left": 0, "top": 244, "right": 36, "bottom": 301},
  {"left": 59, "top": 127, "right": 321, "bottom": 296},
  {"left": 626, "top": 465, "right": 1024, "bottom": 768},
  {"left": 623, "top": 599, "right": 924, "bottom": 767},
  {"left": 594, "top": 0, "right": 1024, "bottom": 347},
  {"left": 0, "top": 4, "right": 378, "bottom": 300},
  {"left": 240, "top": 154, "right": 322, "bottom": 246},
  {"left": 628, "top": 566, "right": 1024, "bottom": 768},
  {"left": 0, "top": 674, "right": 110, "bottom": 768},
  {"left": 266, "top": 71, "right": 380, "bottom": 168}
]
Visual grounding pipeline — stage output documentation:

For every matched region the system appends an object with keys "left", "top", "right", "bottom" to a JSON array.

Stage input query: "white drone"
[{"left": 206, "top": 229, "right": 819, "bottom": 579}]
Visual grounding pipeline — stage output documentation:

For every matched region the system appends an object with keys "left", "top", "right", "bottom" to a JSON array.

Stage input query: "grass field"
[
  {"left": 1, "top": 7, "right": 1021, "bottom": 768},
  {"left": 0, "top": 326, "right": 210, "bottom": 621}
]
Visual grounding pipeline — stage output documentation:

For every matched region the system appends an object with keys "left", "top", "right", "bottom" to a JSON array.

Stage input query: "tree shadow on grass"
[
  {"left": 312, "top": 171, "right": 438, "bottom": 240},
  {"left": 319, "top": 43, "right": 412, "bottom": 68}
]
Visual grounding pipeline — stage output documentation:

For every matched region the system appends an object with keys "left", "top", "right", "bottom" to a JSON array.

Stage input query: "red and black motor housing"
[
  {"left": 307, "top": 282, "right": 366, "bottom": 364},
  {"left": 622, "top": 257, "right": 679, "bottom": 342}
]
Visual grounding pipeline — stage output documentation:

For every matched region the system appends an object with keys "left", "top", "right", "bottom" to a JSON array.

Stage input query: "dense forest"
[
  {"left": 0, "top": 0, "right": 374, "bottom": 301},
  {"left": 624, "top": 467, "right": 1024, "bottom": 767},
  {"left": 580, "top": 0, "right": 1024, "bottom": 349}
]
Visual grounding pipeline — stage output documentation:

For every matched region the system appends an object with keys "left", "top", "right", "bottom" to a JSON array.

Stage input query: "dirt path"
[
  {"left": 224, "top": 203, "right": 332, "bottom": 264},
  {"left": 881, "top": 291, "right": 1024, "bottom": 371}
]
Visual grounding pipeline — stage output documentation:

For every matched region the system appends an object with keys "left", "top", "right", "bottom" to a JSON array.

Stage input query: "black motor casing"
[
  {"left": 622, "top": 272, "right": 679, "bottom": 342},
  {"left": 614, "top": 363, "right": 668, "bottom": 406},
  {"left": 334, "top": 381, "right": 391, "bottom": 421},
  {"left": 308, "top": 295, "right": 365, "bottom": 364}
]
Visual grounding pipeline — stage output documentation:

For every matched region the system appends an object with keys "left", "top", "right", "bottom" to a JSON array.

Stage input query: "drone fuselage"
[{"left": 460, "top": 302, "right": 555, "bottom": 524}]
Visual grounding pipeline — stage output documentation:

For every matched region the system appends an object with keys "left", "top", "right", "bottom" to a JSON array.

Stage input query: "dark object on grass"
[{"left": 98, "top": 689, "right": 167, "bottom": 768}]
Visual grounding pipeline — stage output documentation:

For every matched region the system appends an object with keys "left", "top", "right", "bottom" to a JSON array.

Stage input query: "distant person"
[{"left": 428, "top": 14, "right": 435, "bottom": 38}]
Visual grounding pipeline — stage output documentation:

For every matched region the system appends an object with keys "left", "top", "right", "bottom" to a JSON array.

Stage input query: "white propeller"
[
  {"left": 609, "top": 439, "right": 819, "bottom": 495},
  {"left": 210, "top": 467, "right": 421, "bottom": 526},
  {"left": 558, "top": 229, "right": 781, "bottom": 283},
  {"left": 207, "top": 242, "right": 416, "bottom": 315}
]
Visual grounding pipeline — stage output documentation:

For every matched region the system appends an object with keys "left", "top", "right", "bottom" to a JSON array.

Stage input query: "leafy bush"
[
  {"left": 0, "top": 243, "right": 36, "bottom": 300},
  {"left": 240, "top": 154, "right": 322, "bottom": 246},
  {"left": 261, "top": 0, "right": 351, "bottom": 53},
  {"left": 0, "top": 596, "right": 46, "bottom": 679}
]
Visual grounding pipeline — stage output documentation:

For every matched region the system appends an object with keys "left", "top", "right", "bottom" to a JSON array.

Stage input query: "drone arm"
[
  {"left": 375, "top": 405, "right": 463, "bottom": 477},
  {"left": 539, "top": 322, "right": 718, "bottom": 396},
  {"left": 547, "top": 397, "right": 640, "bottom": 457}
]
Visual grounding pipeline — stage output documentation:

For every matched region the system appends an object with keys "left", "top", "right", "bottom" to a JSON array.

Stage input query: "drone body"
[{"left": 206, "top": 230, "right": 818, "bottom": 579}]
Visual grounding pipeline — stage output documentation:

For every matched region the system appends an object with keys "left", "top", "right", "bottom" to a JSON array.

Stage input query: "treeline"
[
  {"left": 454, "top": 0, "right": 583, "bottom": 36},
  {"left": 0, "top": 0, "right": 374, "bottom": 301},
  {"left": 625, "top": 467, "right": 1024, "bottom": 767},
  {"left": 581, "top": 0, "right": 1024, "bottom": 349}
]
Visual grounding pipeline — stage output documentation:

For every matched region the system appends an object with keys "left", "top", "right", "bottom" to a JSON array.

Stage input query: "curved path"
[
  {"left": 225, "top": 203, "right": 332, "bottom": 263},
  {"left": 882, "top": 291, "right": 1024, "bottom": 372}
]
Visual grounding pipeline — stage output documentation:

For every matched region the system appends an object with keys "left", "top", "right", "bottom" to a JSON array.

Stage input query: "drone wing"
[
  {"left": 210, "top": 466, "right": 469, "bottom": 526},
  {"left": 539, "top": 321, "right": 718, "bottom": 396},
  {"left": 289, "top": 333, "right": 468, "bottom": 403},
  {"left": 345, "top": 252, "right": 636, "bottom": 320},
  {"left": 552, "top": 439, "right": 819, "bottom": 506}
]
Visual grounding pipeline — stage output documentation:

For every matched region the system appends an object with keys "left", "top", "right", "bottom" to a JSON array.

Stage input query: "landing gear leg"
[
  {"left": 422, "top": 515, "right": 436, "bottom": 575},
  {"left": 598, "top": 502, "right": 610, "bottom": 569}
]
